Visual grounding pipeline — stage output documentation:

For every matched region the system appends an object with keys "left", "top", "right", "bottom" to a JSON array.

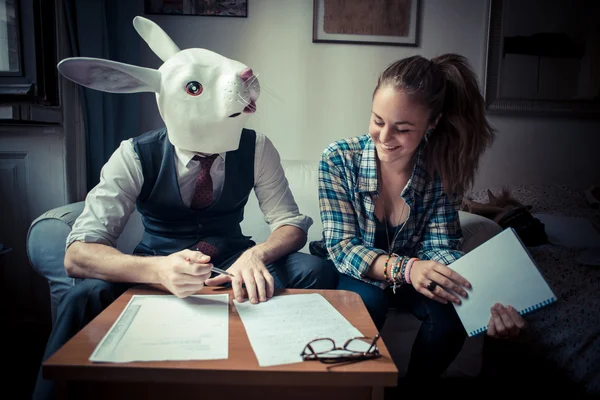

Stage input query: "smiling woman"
[{"left": 314, "top": 53, "right": 518, "bottom": 381}]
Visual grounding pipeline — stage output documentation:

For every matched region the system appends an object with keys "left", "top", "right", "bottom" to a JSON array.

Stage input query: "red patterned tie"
[
  {"left": 191, "top": 154, "right": 219, "bottom": 258},
  {"left": 195, "top": 241, "right": 218, "bottom": 259},
  {"left": 191, "top": 154, "right": 219, "bottom": 210}
]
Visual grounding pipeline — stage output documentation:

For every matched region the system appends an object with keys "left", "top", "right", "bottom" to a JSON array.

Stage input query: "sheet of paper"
[
  {"left": 450, "top": 228, "right": 557, "bottom": 337},
  {"left": 234, "top": 293, "right": 363, "bottom": 367},
  {"left": 90, "top": 294, "right": 229, "bottom": 363}
]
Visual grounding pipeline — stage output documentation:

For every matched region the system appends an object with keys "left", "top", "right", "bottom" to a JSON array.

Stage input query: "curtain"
[{"left": 63, "top": 0, "right": 142, "bottom": 192}]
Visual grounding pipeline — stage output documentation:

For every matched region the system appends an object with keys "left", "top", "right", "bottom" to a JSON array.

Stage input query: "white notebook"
[{"left": 450, "top": 228, "right": 557, "bottom": 337}]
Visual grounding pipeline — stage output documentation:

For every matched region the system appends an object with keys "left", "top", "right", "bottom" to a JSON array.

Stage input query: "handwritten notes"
[{"left": 234, "top": 293, "right": 362, "bottom": 367}]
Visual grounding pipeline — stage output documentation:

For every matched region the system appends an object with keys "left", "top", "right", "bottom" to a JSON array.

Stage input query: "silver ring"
[{"left": 426, "top": 281, "right": 437, "bottom": 292}]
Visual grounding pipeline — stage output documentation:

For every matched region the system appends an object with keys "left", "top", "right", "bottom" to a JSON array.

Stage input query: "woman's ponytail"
[{"left": 428, "top": 54, "right": 495, "bottom": 195}]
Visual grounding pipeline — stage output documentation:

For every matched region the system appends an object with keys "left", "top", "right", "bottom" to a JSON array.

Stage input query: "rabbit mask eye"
[{"left": 185, "top": 81, "right": 203, "bottom": 96}]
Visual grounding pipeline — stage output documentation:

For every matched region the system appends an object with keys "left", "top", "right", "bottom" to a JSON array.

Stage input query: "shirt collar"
[
  {"left": 356, "top": 138, "right": 378, "bottom": 193},
  {"left": 174, "top": 147, "right": 226, "bottom": 167},
  {"left": 356, "top": 138, "right": 427, "bottom": 197}
]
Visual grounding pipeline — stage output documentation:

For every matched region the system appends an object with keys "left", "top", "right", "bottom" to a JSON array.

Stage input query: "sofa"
[{"left": 27, "top": 159, "right": 502, "bottom": 378}]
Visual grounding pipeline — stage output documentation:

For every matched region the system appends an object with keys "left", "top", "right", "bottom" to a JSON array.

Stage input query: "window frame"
[{"left": 0, "top": 0, "right": 60, "bottom": 124}]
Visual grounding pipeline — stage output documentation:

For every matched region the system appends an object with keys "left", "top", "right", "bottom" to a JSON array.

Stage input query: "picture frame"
[
  {"left": 312, "top": 0, "right": 420, "bottom": 47},
  {"left": 484, "top": 0, "right": 600, "bottom": 118},
  {"left": 144, "top": 0, "right": 248, "bottom": 18}
]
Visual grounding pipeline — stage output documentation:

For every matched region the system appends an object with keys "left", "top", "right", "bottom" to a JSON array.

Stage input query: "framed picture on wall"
[
  {"left": 485, "top": 0, "right": 600, "bottom": 118},
  {"left": 312, "top": 0, "right": 420, "bottom": 46},
  {"left": 144, "top": 0, "right": 248, "bottom": 18}
]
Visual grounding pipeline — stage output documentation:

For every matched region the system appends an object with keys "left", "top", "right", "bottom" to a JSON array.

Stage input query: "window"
[
  {"left": 0, "top": 0, "right": 20, "bottom": 73},
  {"left": 0, "top": 0, "right": 60, "bottom": 123}
]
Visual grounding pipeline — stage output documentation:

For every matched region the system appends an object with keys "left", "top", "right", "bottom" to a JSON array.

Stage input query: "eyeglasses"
[{"left": 301, "top": 334, "right": 381, "bottom": 364}]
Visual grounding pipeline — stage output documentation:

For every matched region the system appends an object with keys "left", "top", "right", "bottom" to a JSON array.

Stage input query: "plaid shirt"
[{"left": 318, "top": 135, "right": 464, "bottom": 289}]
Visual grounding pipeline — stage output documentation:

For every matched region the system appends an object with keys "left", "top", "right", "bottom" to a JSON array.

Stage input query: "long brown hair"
[{"left": 374, "top": 54, "right": 495, "bottom": 195}]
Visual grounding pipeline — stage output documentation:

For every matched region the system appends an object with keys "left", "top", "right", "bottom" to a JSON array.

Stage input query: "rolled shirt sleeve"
[
  {"left": 66, "top": 140, "right": 143, "bottom": 250},
  {"left": 318, "top": 148, "right": 386, "bottom": 282},
  {"left": 416, "top": 191, "right": 464, "bottom": 265}
]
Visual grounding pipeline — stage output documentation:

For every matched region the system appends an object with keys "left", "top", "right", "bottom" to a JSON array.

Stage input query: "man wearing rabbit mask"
[{"left": 34, "top": 16, "right": 337, "bottom": 400}]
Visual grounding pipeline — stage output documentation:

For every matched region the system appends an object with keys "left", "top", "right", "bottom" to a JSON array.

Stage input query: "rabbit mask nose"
[{"left": 240, "top": 68, "right": 253, "bottom": 82}]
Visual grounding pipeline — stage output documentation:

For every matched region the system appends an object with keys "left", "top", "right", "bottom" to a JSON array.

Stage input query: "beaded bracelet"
[
  {"left": 387, "top": 258, "right": 396, "bottom": 283},
  {"left": 392, "top": 256, "right": 408, "bottom": 294},
  {"left": 384, "top": 253, "right": 398, "bottom": 282},
  {"left": 399, "top": 257, "right": 408, "bottom": 283},
  {"left": 383, "top": 254, "right": 391, "bottom": 281},
  {"left": 390, "top": 256, "right": 403, "bottom": 284},
  {"left": 402, "top": 256, "right": 410, "bottom": 283}
]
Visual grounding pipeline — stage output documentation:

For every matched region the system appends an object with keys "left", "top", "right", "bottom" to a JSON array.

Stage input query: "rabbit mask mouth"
[
  {"left": 229, "top": 98, "right": 256, "bottom": 117},
  {"left": 243, "top": 99, "right": 257, "bottom": 114}
]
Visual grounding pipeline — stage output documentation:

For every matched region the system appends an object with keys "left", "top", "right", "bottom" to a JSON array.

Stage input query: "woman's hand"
[
  {"left": 487, "top": 303, "right": 525, "bottom": 339},
  {"left": 410, "top": 260, "right": 471, "bottom": 305}
]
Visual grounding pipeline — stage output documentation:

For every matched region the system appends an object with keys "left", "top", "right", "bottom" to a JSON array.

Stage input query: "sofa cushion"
[
  {"left": 241, "top": 159, "right": 322, "bottom": 253},
  {"left": 116, "top": 210, "right": 143, "bottom": 254}
]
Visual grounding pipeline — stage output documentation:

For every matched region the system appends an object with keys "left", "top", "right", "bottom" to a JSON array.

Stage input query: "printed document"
[{"left": 90, "top": 294, "right": 229, "bottom": 363}]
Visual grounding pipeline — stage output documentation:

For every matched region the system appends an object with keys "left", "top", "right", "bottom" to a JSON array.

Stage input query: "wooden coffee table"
[{"left": 43, "top": 286, "right": 398, "bottom": 400}]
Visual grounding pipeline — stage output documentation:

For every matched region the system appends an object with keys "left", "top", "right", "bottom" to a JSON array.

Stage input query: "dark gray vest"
[{"left": 131, "top": 128, "right": 256, "bottom": 263}]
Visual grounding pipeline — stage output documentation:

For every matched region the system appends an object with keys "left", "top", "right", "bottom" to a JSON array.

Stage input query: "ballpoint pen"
[
  {"left": 184, "top": 258, "right": 235, "bottom": 277},
  {"left": 188, "top": 248, "right": 235, "bottom": 277},
  {"left": 211, "top": 266, "right": 235, "bottom": 278}
]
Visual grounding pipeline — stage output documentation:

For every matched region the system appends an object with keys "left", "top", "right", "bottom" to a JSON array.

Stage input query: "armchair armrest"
[{"left": 26, "top": 201, "right": 85, "bottom": 325}]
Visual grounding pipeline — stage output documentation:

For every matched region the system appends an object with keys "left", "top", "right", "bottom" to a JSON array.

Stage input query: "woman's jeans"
[{"left": 336, "top": 269, "right": 466, "bottom": 379}]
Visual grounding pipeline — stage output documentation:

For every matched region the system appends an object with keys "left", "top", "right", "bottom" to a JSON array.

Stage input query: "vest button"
[{"left": 197, "top": 224, "right": 203, "bottom": 229}]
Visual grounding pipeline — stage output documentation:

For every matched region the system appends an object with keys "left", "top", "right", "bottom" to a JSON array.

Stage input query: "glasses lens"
[
  {"left": 345, "top": 337, "right": 376, "bottom": 353},
  {"left": 308, "top": 338, "right": 335, "bottom": 354}
]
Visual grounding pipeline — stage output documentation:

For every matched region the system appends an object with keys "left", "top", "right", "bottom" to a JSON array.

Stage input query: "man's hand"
[
  {"left": 409, "top": 260, "right": 471, "bottom": 305},
  {"left": 157, "top": 249, "right": 213, "bottom": 298},
  {"left": 487, "top": 303, "right": 525, "bottom": 339},
  {"left": 205, "top": 250, "right": 275, "bottom": 304}
]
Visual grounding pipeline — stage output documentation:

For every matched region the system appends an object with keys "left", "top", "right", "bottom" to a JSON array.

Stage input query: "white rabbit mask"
[{"left": 57, "top": 16, "right": 260, "bottom": 154}]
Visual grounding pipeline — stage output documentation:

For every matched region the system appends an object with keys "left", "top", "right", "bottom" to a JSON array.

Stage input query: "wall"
[
  {"left": 137, "top": 0, "right": 600, "bottom": 191},
  {"left": 0, "top": 126, "right": 67, "bottom": 320}
]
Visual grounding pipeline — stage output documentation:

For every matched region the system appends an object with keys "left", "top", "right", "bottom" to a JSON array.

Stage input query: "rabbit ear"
[
  {"left": 58, "top": 58, "right": 161, "bottom": 93},
  {"left": 133, "top": 16, "right": 180, "bottom": 63}
]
